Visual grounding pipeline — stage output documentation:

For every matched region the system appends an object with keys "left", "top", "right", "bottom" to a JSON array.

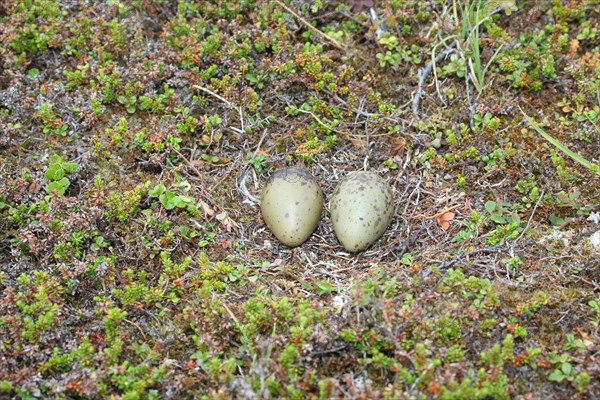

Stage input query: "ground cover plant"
[{"left": 0, "top": 0, "right": 598, "bottom": 398}]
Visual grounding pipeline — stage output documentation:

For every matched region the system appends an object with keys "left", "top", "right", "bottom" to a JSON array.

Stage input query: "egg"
[
  {"left": 260, "top": 168, "right": 324, "bottom": 247},
  {"left": 330, "top": 171, "right": 393, "bottom": 252}
]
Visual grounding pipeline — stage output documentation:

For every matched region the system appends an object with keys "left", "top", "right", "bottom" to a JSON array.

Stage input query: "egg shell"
[
  {"left": 260, "top": 168, "right": 323, "bottom": 247},
  {"left": 330, "top": 171, "right": 393, "bottom": 252}
]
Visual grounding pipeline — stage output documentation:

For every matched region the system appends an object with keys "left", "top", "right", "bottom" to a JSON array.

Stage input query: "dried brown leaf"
[{"left": 436, "top": 211, "right": 456, "bottom": 231}]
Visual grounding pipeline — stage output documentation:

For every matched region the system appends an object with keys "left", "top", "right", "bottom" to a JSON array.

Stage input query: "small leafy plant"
[
  {"left": 244, "top": 153, "right": 270, "bottom": 173},
  {"left": 37, "top": 103, "right": 68, "bottom": 136},
  {"left": 149, "top": 184, "right": 195, "bottom": 210},
  {"left": 117, "top": 93, "right": 138, "bottom": 114},
  {"left": 547, "top": 353, "right": 589, "bottom": 391},
  {"left": 45, "top": 156, "right": 78, "bottom": 196}
]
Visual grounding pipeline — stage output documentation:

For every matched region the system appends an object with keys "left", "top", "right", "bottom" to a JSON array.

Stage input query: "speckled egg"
[
  {"left": 330, "top": 171, "right": 393, "bottom": 252},
  {"left": 260, "top": 168, "right": 323, "bottom": 247}
]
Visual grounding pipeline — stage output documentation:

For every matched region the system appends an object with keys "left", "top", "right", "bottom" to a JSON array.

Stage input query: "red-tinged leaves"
[
  {"left": 172, "top": 277, "right": 185, "bottom": 288},
  {"left": 219, "top": 238, "right": 232, "bottom": 249},
  {"left": 28, "top": 181, "right": 42, "bottom": 194},
  {"left": 183, "top": 360, "right": 196, "bottom": 372},
  {"left": 19, "top": 231, "right": 42, "bottom": 254}
]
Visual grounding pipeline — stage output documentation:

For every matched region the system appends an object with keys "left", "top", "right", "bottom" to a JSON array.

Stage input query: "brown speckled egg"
[
  {"left": 330, "top": 171, "right": 393, "bottom": 252},
  {"left": 260, "top": 168, "right": 323, "bottom": 247}
]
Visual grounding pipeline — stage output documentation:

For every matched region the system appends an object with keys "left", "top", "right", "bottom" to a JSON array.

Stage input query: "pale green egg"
[
  {"left": 330, "top": 171, "right": 393, "bottom": 252},
  {"left": 260, "top": 168, "right": 323, "bottom": 247}
]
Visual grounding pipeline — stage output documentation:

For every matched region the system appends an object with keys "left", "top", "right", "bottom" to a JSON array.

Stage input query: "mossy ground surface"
[{"left": 0, "top": 1, "right": 598, "bottom": 399}]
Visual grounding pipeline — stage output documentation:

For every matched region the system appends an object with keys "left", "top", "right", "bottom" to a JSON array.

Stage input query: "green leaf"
[
  {"left": 400, "top": 253, "right": 413, "bottom": 266},
  {"left": 562, "top": 362, "right": 573, "bottom": 375},
  {"left": 62, "top": 161, "right": 78, "bottom": 174},
  {"left": 159, "top": 191, "right": 176, "bottom": 209},
  {"left": 45, "top": 164, "right": 65, "bottom": 181},
  {"left": 314, "top": 281, "right": 336, "bottom": 295},
  {"left": 173, "top": 179, "right": 192, "bottom": 192},
  {"left": 510, "top": 213, "right": 521, "bottom": 224},
  {"left": 201, "top": 154, "right": 220, "bottom": 163},
  {"left": 176, "top": 195, "right": 194, "bottom": 205},
  {"left": 179, "top": 226, "right": 189, "bottom": 238},
  {"left": 548, "top": 369, "right": 565, "bottom": 382},
  {"left": 490, "top": 215, "right": 506, "bottom": 224},
  {"left": 149, "top": 184, "right": 165, "bottom": 197},
  {"left": 549, "top": 214, "right": 567, "bottom": 226},
  {"left": 172, "top": 196, "right": 185, "bottom": 208},
  {"left": 46, "top": 178, "right": 70, "bottom": 196},
  {"left": 485, "top": 201, "right": 497, "bottom": 213},
  {"left": 568, "top": 191, "right": 581, "bottom": 201}
]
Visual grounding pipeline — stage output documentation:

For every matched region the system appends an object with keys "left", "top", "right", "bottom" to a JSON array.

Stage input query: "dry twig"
[
  {"left": 274, "top": 0, "right": 345, "bottom": 50},
  {"left": 193, "top": 84, "right": 244, "bottom": 133},
  {"left": 412, "top": 47, "right": 454, "bottom": 117}
]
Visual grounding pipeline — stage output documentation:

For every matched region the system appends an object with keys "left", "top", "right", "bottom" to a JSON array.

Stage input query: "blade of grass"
[
  {"left": 460, "top": 0, "right": 503, "bottom": 93},
  {"left": 519, "top": 106, "right": 600, "bottom": 176}
]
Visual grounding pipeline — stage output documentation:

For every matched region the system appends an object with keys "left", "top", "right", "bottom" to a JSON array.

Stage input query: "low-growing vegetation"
[{"left": 0, "top": 0, "right": 598, "bottom": 398}]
